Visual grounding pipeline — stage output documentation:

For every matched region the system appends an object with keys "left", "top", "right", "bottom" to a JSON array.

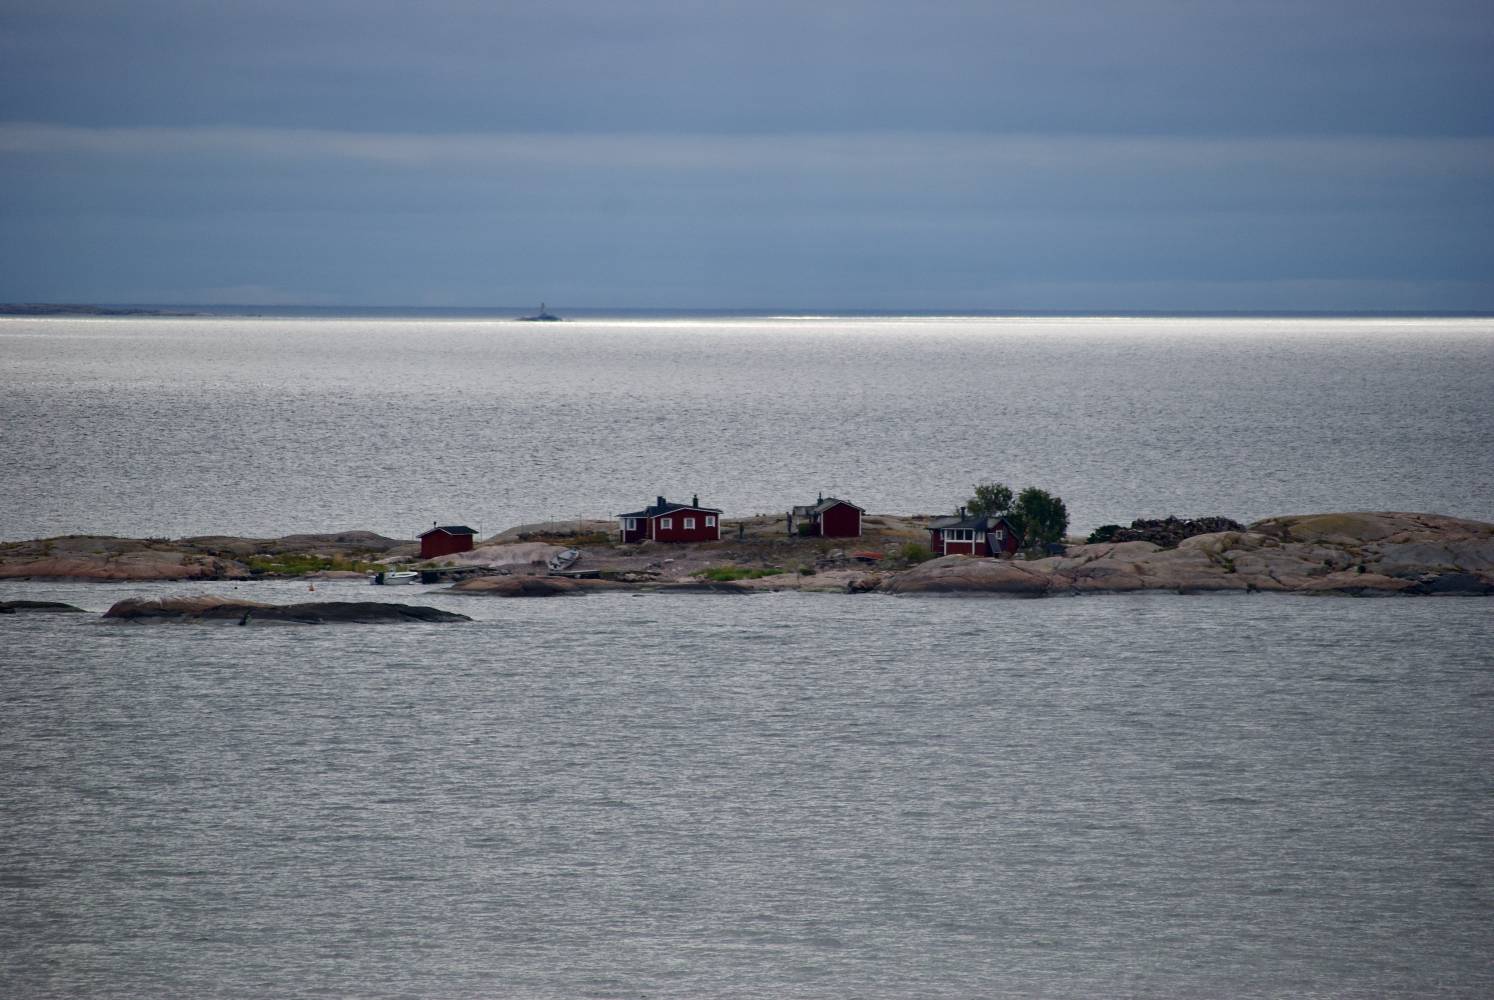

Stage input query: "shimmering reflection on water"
[
  {"left": 1, "top": 314, "right": 1491, "bottom": 539},
  {"left": 2, "top": 584, "right": 1490, "bottom": 998}
]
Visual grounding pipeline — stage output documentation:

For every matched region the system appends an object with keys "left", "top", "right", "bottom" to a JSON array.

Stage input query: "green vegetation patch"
[
  {"left": 518, "top": 531, "right": 614, "bottom": 547},
  {"left": 694, "top": 565, "right": 785, "bottom": 582},
  {"left": 895, "top": 542, "right": 934, "bottom": 564},
  {"left": 246, "top": 553, "right": 381, "bottom": 576}
]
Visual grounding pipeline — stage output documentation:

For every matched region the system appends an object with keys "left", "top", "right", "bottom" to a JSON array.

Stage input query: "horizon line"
[{"left": 5, "top": 302, "right": 1494, "bottom": 320}]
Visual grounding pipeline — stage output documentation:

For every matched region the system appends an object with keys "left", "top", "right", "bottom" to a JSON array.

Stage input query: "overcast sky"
[{"left": 1, "top": 0, "right": 1490, "bottom": 310}]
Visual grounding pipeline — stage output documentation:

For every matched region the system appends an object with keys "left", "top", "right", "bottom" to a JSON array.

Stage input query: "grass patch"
[
  {"left": 694, "top": 565, "right": 785, "bottom": 582},
  {"left": 518, "top": 531, "right": 614, "bottom": 547},
  {"left": 246, "top": 554, "right": 381, "bottom": 577}
]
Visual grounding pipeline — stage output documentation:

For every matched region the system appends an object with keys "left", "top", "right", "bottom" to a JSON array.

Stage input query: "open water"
[
  {"left": 1, "top": 314, "right": 1490, "bottom": 538},
  {"left": 1, "top": 315, "right": 1492, "bottom": 997}
]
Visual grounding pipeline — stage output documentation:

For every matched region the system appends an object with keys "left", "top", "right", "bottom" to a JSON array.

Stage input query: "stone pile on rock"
[{"left": 1091, "top": 515, "right": 1246, "bottom": 548}]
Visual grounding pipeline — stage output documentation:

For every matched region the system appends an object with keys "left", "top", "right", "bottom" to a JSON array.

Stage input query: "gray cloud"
[
  {"left": 3, "top": 1, "right": 1491, "bottom": 136},
  {"left": 0, "top": 1, "right": 1490, "bottom": 309},
  {"left": 5, "top": 122, "right": 1490, "bottom": 179}
]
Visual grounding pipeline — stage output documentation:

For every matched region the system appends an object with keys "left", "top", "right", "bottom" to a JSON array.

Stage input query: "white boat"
[
  {"left": 373, "top": 570, "right": 420, "bottom": 585},
  {"left": 547, "top": 548, "right": 581, "bottom": 572}
]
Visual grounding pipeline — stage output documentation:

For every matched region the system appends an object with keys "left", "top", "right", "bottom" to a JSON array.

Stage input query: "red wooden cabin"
[
  {"left": 790, "top": 495, "right": 864, "bottom": 538},
  {"left": 927, "top": 509, "right": 1021, "bottom": 557},
  {"left": 619, "top": 495, "right": 723, "bottom": 543},
  {"left": 419, "top": 524, "right": 477, "bottom": 559}
]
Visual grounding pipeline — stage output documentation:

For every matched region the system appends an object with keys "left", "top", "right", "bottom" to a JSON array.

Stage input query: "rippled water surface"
[
  {"left": 2, "top": 315, "right": 1491, "bottom": 997},
  {"left": 1, "top": 314, "right": 1490, "bottom": 538},
  {"left": 1, "top": 581, "right": 1491, "bottom": 998}
]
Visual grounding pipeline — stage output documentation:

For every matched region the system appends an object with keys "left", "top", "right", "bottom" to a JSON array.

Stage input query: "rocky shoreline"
[
  {"left": 1, "top": 512, "right": 1490, "bottom": 598},
  {"left": 884, "top": 512, "right": 1494, "bottom": 596}
]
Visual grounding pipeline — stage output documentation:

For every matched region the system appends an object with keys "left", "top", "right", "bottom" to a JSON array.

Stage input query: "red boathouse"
[
  {"left": 790, "top": 495, "right": 865, "bottom": 538},
  {"left": 619, "top": 495, "right": 723, "bottom": 543},
  {"left": 927, "top": 509, "right": 1022, "bottom": 557},
  {"left": 419, "top": 524, "right": 477, "bottom": 559}
]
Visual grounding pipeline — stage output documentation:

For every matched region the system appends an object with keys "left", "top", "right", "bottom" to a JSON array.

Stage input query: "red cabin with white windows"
[
  {"left": 419, "top": 524, "right": 477, "bottom": 559},
  {"left": 790, "top": 496, "right": 865, "bottom": 538},
  {"left": 927, "top": 509, "right": 1021, "bottom": 557},
  {"left": 619, "top": 495, "right": 723, "bottom": 543}
]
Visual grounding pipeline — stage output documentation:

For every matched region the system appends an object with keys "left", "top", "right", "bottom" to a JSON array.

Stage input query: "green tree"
[
  {"left": 1007, "top": 487, "right": 1070, "bottom": 549},
  {"left": 967, "top": 481, "right": 1014, "bottom": 517}
]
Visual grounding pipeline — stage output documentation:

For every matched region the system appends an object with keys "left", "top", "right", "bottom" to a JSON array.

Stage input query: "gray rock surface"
[
  {"left": 448, "top": 576, "right": 591, "bottom": 597},
  {"left": 884, "top": 512, "right": 1494, "bottom": 596}
]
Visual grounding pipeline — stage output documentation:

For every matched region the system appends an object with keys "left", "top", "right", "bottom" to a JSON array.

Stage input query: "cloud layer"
[{"left": 1, "top": 1, "right": 1491, "bottom": 308}]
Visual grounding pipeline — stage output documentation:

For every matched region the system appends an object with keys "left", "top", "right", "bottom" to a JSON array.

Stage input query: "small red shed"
[
  {"left": 619, "top": 495, "right": 723, "bottom": 543},
  {"left": 790, "top": 495, "right": 865, "bottom": 538},
  {"left": 419, "top": 524, "right": 477, "bottom": 559},
  {"left": 928, "top": 509, "right": 1022, "bottom": 557}
]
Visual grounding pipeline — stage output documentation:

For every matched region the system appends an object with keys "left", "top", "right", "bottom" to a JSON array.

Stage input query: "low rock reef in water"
[
  {"left": 102, "top": 596, "right": 471, "bottom": 624},
  {"left": 0, "top": 600, "right": 86, "bottom": 614}
]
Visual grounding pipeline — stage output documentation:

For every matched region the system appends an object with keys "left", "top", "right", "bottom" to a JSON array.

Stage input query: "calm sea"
[
  {"left": 1, "top": 314, "right": 1490, "bottom": 538},
  {"left": 1, "top": 315, "right": 1491, "bottom": 998}
]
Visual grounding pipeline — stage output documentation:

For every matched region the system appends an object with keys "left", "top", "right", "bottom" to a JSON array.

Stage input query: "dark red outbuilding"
[
  {"left": 791, "top": 496, "right": 865, "bottom": 538},
  {"left": 419, "top": 524, "right": 477, "bottom": 559}
]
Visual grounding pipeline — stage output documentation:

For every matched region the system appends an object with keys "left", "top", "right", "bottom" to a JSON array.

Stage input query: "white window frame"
[
  {"left": 943, "top": 528, "right": 975, "bottom": 542},
  {"left": 705, "top": 515, "right": 716, "bottom": 527},
  {"left": 993, "top": 529, "right": 1004, "bottom": 541},
  {"left": 684, "top": 517, "right": 696, "bottom": 529},
  {"left": 660, "top": 517, "right": 673, "bottom": 530},
  {"left": 623, "top": 517, "right": 637, "bottom": 531}
]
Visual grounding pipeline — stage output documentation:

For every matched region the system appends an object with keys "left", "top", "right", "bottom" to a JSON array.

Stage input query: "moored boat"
[{"left": 372, "top": 570, "right": 420, "bottom": 585}]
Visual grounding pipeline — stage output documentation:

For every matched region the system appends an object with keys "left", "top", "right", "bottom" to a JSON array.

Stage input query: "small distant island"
[
  {"left": 0, "top": 303, "right": 191, "bottom": 317},
  {"left": 1, "top": 512, "right": 1490, "bottom": 597}
]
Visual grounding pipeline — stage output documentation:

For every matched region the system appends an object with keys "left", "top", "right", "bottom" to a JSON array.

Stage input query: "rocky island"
[{"left": 1, "top": 512, "right": 1490, "bottom": 597}]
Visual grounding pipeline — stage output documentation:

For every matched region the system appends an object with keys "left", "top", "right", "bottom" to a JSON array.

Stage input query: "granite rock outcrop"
[{"left": 884, "top": 512, "right": 1494, "bottom": 596}]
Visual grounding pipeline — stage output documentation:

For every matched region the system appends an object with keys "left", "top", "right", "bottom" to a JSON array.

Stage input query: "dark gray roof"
[
  {"left": 810, "top": 496, "right": 864, "bottom": 515},
  {"left": 794, "top": 497, "right": 864, "bottom": 518},
  {"left": 421, "top": 524, "right": 477, "bottom": 536},
  {"left": 930, "top": 513, "right": 1018, "bottom": 532},
  {"left": 619, "top": 497, "right": 723, "bottom": 519}
]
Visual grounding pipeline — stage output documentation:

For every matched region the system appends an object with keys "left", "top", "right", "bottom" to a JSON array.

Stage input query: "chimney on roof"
[
  {"left": 959, "top": 506, "right": 967, "bottom": 518},
  {"left": 817, "top": 491, "right": 823, "bottom": 503},
  {"left": 692, "top": 493, "right": 699, "bottom": 507},
  {"left": 657, "top": 495, "right": 666, "bottom": 507}
]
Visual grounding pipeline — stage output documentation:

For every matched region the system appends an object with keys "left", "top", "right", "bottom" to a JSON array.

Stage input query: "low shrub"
[{"left": 896, "top": 542, "right": 933, "bottom": 564}]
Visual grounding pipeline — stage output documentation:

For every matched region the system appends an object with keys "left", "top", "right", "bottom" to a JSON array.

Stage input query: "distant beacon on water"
[{"left": 517, "top": 302, "right": 562, "bottom": 322}]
